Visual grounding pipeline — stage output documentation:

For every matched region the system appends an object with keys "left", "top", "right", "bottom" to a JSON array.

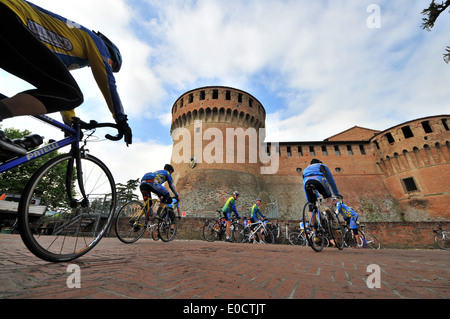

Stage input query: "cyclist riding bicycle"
[
  {"left": 333, "top": 198, "right": 362, "bottom": 247},
  {"left": 140, "top": 164, "right": 179, "bottom": 220},
  {"left": 250, "top": 198, "right": 266, "bottom": 243},
  {"left": 0, "top": 0, "right": 132, "bottom": 160},
  {"left": 221, "top": 191, "right": 241, "bottom": 242}
]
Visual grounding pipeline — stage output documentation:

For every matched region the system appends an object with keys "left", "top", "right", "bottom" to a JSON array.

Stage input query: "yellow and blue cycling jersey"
[
  {"left": 250, "top": 203, "right": 265, "bottom": 222},
  {"left": 336, "top": 202, "right": 358, "bottom": 229},
  {"left": 222, "top": 196, "right": 240, "bottom": 220},
  {"left": 141, "top": 169, "right": 178, "bottom": 198},
  {"left": 1, "top": 0, "right": 126, "bottom": 123}
]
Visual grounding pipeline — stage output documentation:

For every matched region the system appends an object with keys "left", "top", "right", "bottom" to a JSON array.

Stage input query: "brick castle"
[{"left": 170, "top": 86, "right": 450, "bottom": 221}]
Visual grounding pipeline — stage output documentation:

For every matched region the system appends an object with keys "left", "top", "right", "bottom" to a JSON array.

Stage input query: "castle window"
[
  {"left": 335, "top": 167, "right": 342, "bottom": 173},
  {"left": 442, "top": 119, "right": 449, "bottom": 131},
  {"left": 385, "top": 132, "right": 395, "bottom": 144},
  {"left": 199, "top": 90, "right": 205, "bottom": 100},
  {"left": 309, "top": 146, "right": 315, "bottom": 156},
  {"left": 334, "top": 145, "right": 341, "bottom": 156},
  {"left": 287, "top": 146, "right": 292, "bottom": 156},
  {"left": 402, "top": 177, "right": 419, "bottom": 193},
  {"left": 238, "top": 93, "right": 243, "bottom": 103},
  {"left": 359, "top": 145, "right": 366, "bottom": 155},
  {"left": 401, "top": 126, "right": 414, "bottom": 139},
  {"left": 180, "top": 98, "right": 184, "bottom": 108},
  {"left": 296, "top": 168, "right": 302, "bottom": 173},
  {"left": 249, "top": 98, "right": 253, "bottom": 107},
  {"left": 225, "top": 90, "right": 231, "bottom": 100},
  {"left": 347, "top": 145, "right": 353, "bottom": 155},
  {"left": 212, "top": 89, "right": 219, "bottom": 99},
  {"left": 188, "top": 93, "right": 194, "bottom": 103},
  {"left": 298, "top": 146, "right": 303, "bottom": 156},
  {"left": 321, "top": 146, "right": 328, "bottom": 156},
  {"left": 421, "top": 121, "right": 433, "bottom": 133},
  {"left": 373, "top": 140, "right": 380, "bottom": 149}
]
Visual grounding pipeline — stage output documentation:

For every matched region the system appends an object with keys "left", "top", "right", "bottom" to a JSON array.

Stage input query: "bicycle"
[
  {"left": 240, "top": 219, "right": 275, "bottom": 244},
  {"left": 266, "top": 221, "right": 287, "bottom": 244},
  {"left": 202, "top": 210, "right": 244, "bottom": 243},
  {"left": 289, "top": 223, "right": 308, "bottom": 246},
  {"left": 302, "top": 185, "right": 345, "bottom": 252},
  {"left": 432, "top": 226, "right": 449, "bottom": 250},
  {"left": 343, "top": 223, "right": 381, "bottom": 249},
  {"left": 0, "top": 115, "right": 122, "bottom": 262},
  {"left": 115, "top": 197, "right": 178, "bottom": 243}
]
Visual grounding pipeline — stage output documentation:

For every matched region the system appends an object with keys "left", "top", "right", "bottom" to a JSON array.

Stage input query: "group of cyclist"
[{"left": 0, "top": 1, "right": 363, "bottom": 248}]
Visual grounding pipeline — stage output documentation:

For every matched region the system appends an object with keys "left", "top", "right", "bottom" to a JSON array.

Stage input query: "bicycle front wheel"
[
  {"left": 115, "top": 200, "right": 146, "bottom": 244},
  {"left": 203, "top": 221, "right": 219, "bottom": 242},
  {"left": 18, "top": 153, "right": 116, "bottom": 262},
  {"left": 231, "top": 222, "right": 245, "bottom": 242},
  {"left": 435, "top": 232, "right": 450, "bottom": 250},
  {"left": 328, "top": 215, "right": 345, "bottom": 250}
]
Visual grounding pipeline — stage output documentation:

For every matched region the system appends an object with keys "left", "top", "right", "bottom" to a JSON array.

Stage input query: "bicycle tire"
[
  {"left": 302, "top": 202, "right": 324, "bottom": 252},
  {"left": 158, "top": 211, "right": 177, "bottom": 242},
  {"left": 434, "top": 232, "right": 450, "bottom": 250},
  {"left": 273, "top": 226, "right": 287, "bottom": 244},
  {"left": 362, "top": 231, "right": 381, "bottom": 249},
  {"left": 289, "top": 232, "right": 304, "bottom": 245},
  {"left": 18, "top": 153, "right": 116, "bottom": 262},
  {"left": 231, "top": 222, "right": 245, "bottom": 243},
  {"left": 115, "top": 200, "right": 146, "bottom": 244},
  {"left": 328, "top": 215, "right": 345, "bottom": 250},
  {"left": 203, "top": 221, "right": 219, "bottom": 242},
  {"left": 261, "top": 228, "right": 274, "bottom": 244}
]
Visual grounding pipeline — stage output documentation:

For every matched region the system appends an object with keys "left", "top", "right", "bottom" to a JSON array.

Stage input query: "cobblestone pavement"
[{"left": 0, "top": 234, "right": 449, "bottom": 300}]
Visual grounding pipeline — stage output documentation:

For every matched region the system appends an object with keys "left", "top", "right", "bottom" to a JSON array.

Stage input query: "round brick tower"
[{"left": 170, "top": 86, "right": 270, "bottom": 216}]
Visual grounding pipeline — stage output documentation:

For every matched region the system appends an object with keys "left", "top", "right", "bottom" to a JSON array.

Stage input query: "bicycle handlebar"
[{"left": 77, "top": 119, "right": 123, "bottom": 141}]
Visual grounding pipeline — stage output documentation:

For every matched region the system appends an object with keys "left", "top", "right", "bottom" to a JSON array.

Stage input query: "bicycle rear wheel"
[
  {"left": 18, "top": 153, "right": 116, "bottom": 262},
  {"left": 115, "top": 200, "right": 146, "bottom": 244},
  {"left": 158, "top": 211, "right": 177, "bottom": 242},
  {"left": 434, "top": 232, "right": 450, "bottom": 250},
  {"left": 261, "top": 228, "right": 274, "bottom": 244},
  {"left": 272, "top": 226, "right": 286, "bottom": 244},
  {"left": 302, "top": 202, "right": 324, "bottom": 252},
  {"left": 362, "top": 231, "right": 381, "bottom": 249},
  {"left": 289, "top": 232, "right": 304, "bottom": 245}
]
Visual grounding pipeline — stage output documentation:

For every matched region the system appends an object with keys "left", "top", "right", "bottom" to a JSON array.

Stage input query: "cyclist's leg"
[
  {"left": 350, "top": 216, "right": 362, "bottom": 246},
  {"left": 0, "top": 4, "right": 82, "bottom": 118}
]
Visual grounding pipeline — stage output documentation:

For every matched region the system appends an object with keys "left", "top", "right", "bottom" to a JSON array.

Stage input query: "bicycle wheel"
[
  {"left": 328, "top": 216, "right": 345, "bottom": 250},
  {"left": 203, "top": 221, "right": 219, "bottom": 242},
  {"left": 302, "top": 202, "right": 324, "bottom": 252},
  {"left": 261, "top": 228, "right": 275, "bottom": 244},
  {"left": 158, "top": 211, "right": 177, "bottom": 242},
  {"left": 115, "top": 200, "right": 146, "bottom": 244},
  {"left": 18, "top": 153, "right": 116, "bottom": 262},
  {"left": 231, "top": 222, "right": 245, "bottom": 242},
  {"left": 273, "top": 226, "right": 287, "bottom": 244},
  {"left": 362, "top": 231, "right": 381, "bottom": 249},
  {"left": 435, "top": 232, "right": 450, "bottom": 250},
  {"left": 289, "top": 232, "right": 304, "bottom": 245}
]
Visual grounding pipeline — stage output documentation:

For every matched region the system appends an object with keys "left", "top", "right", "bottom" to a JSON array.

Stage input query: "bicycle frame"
[{"left": 0, "top": 115, "right": 80, "bottom": 173}]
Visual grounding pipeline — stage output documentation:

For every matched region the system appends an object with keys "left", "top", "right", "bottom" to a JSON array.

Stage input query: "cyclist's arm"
[
  {"left": 166, "top": 174, "right": 178, "bottom": 198},
  {"left": 322, "top": 164, "right": 340, "bottom": 196}
]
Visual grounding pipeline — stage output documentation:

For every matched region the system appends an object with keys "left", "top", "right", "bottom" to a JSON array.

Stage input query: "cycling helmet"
[
  {"left": 93, "top": 31, "right": 122, "bottom": 72},
  {"left": 310, "top": 158, "right": 322, "bottom": 164},
  {"left": 164, "top": 164, "right": 175, "bottom": 173},
  {"left": 233, "top": 191, "right": 239, "bottom": 197}
]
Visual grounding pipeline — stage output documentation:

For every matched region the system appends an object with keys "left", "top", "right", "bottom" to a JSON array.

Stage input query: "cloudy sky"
[{"left": 1, "top": 0, "right": 449, "bottom": 186}]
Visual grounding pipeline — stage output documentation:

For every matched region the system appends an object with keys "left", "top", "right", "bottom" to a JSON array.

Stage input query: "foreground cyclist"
[
  {"left": 0, "top": 0, "right": 132, "bottom": 159},
  {"left": 140, "top": 164, "right": 179, "bottom": 219}
]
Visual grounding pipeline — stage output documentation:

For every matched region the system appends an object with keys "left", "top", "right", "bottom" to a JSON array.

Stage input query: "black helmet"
[
  {"left": 164, "top": 164, "right": 174, "bottom": 173},
  {"left": 94, "top": 31, "right": 122, "bottom": 72},
  {"left": 310, "top": 158, "right": 322, "bottom": 165}
]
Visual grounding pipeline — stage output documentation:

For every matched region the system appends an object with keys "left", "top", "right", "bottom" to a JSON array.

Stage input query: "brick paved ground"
[{"left": 0, "top": 234, "right": 449, "bottom": 301}]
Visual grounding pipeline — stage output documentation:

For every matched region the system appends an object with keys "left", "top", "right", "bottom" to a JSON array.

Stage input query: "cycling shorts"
[
  {"left": 345, "top": 215, "right": 359, "bottom": 233},
  {"left": 139, "top": 181, "right": 172, "bottom": 204},
  {"left": 303, "top": 177, "right": 331, "bottom": 209}
]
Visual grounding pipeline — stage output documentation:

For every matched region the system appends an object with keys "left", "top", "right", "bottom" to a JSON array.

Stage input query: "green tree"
[
  {"left": 421, "top": 0, "right": 450, "bottom": 63},
  {"left": 116, "top": 178, "right": 140, "bottom": 203}
]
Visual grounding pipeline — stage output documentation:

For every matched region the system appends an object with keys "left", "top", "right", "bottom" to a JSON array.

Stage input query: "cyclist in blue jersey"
[
  {"left": 333, "top": 198, "right": 362, "bottom": 247},
  {"left": 250, "top": 198, "right": 266, "bottom": 243},
  {"left": 140, "top": 164, "right": 179, "bottom": 219},
  {"left": 221, "top": 191, "right": 241, "bottom": 242},
  {"left": 0, "top": 0, "right": 132, "bottom": 159}
]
